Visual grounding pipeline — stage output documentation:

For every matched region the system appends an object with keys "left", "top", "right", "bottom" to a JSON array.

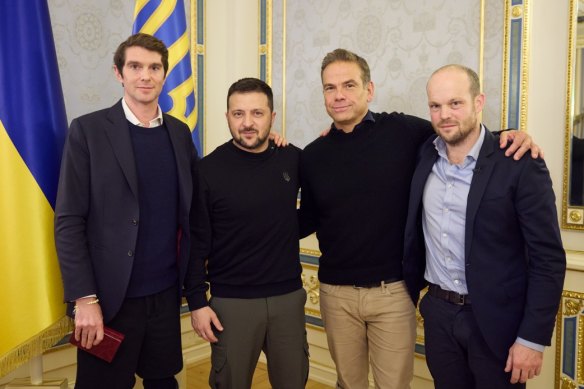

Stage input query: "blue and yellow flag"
[
  {"left": 0, "top": 0, "right": 71, "bottom": 376},
  {"left": 133, "top": 0, "right": 201, "bottom": 154}
]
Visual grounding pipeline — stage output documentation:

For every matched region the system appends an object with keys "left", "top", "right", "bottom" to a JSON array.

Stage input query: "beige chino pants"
[{"left": 319, "top": 280, "right": 416, "bottom": 389}]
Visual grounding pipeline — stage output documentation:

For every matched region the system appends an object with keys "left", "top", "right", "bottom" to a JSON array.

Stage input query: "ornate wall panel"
[
  {"left": 300, "top": 252, "right": 324, "bottom": 329},
  {"left": 501, "top": 0, "right": 530, "bottom": 131},
  {"left": 556, "top": 290, "right": 584, "bottom": 389}
]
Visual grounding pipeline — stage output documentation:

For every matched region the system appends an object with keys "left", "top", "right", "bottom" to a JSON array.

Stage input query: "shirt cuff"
[
  {"left": 71, "top": 294, "right": 97, "bottom": 302},
  {"left": 516, "top": 337, "right": 545, "bottom": 352}
]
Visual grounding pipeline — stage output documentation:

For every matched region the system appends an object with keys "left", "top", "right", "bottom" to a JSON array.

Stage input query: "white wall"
[{"left": 204, "top": 0, "right": 259, "bottom": 155}]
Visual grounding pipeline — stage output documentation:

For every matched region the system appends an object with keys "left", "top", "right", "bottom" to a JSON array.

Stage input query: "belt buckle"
[{"left": 453, "top": 294, "right": 466, "bottom": 305}]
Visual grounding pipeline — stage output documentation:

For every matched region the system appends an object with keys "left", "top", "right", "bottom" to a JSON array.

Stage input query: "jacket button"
[
  {"left": 127, "top": 250, "right": 134, "bottom": 257},
  {"left": 131, "top": 219, "right": 138, "bottom": 225}
]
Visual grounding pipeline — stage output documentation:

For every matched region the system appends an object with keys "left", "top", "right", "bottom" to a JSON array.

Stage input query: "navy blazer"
[
  {"left": 55, "top": 100, "right": 198, "bottom": 322},
  {"left": 403, "top": 128, "right": 565, "bottom": 361}
]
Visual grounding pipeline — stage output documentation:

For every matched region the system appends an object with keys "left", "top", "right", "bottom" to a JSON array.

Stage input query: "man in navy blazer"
[
  {"left": 403, "top": 64, "right": 565, "bottom": 388},
  {"left": 55, "top": 33, "right": 198, "bottom": 388}
]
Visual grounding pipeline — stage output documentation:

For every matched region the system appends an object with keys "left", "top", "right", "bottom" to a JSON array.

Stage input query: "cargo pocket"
[{"left": 209, "top": 345, "right": 231, "bottom": 389}]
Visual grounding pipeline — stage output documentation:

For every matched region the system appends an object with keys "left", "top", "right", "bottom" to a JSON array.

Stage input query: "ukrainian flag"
[
  {"left": 0, "top": 0, "right": 71, "bottom": 376},
  {"left": 133, "top": 0, "right": 201, "bottom": 154}
]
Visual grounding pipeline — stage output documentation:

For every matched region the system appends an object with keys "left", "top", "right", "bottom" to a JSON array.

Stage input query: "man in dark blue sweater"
[
  {"left": 184, "top": 78, "right": 308, "bottom": 388},
  {"left": 55, "top": 34, "right": 198, "bottom": 388},
  {"left": 298, "top": 49, "right": 539, "bottom": 389}
]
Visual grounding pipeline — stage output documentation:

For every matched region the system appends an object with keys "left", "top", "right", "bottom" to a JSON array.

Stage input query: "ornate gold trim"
[
  {"left": 519, "top": 0, "right": 530, "bottom": 132},
  {"left": 306, "top": 322, "right": 325, "bottom": 332},
  {"left": 281, "top": 0, "right": 287, "bottom": 137},
  {"left": 555, "top": 290, "right": 584, "bottom": 388},
  {"left": 266, "top": 0, "right": 272, "bottom": 84},
  {"left": 500, "top": 1, "right": 510, "bottom": 127},
  {"left": 301, "top": 272, "right": 320, "bottom": 305},
  {"left": 301, "top": 262, "right": 318, "bottom": 271},
  {"left": 479, "top": 0, "right": 485, "bottom": 95},
  {"left": 300, "top": 247, "right": 321, "bottom": 257},
  {"left": 258, "top": 0, "right": 272, "bottom": 84},
  {"left": 576, "top": 308, "right": 584, "bottom": 385},
  {"left": 562, "top": 0, "right": 584, "bottom": 230},
  {"left": 500, "top": 0, "right": 530, "bottom": 132},
  {"left": 191, "top": 0, "right": 206, "bottom": 154}
]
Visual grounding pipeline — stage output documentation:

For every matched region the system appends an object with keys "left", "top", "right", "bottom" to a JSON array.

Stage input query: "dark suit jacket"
[
  {"left": 55, "top": 100, "right": 198, "bottom": 322},
  {"left": 403, "top": 128, "right": 566, "bottom": 361}
]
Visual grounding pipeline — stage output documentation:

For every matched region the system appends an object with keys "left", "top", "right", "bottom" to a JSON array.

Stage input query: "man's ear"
[
  {"left": 367, "top": 81, "right": 375, "bottom": 102},
  {"left": 475, "top": 93, "right": 485, "bottom": 114},
  {"left": 113, "top": 65, "right": 124, "bottom": 84}
]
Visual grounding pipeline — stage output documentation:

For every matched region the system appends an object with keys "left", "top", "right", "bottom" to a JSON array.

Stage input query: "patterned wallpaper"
[
  {"left": 270, "top": 0, "right": 504, "bottom": 148},
  {"left": 47, "top": 0, "right": 134, "bottom": 123}
]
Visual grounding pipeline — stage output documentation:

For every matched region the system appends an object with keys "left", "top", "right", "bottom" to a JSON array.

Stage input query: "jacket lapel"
[
  {"left": 411, "top": 139, "right": 439, "bottom": 213},
  {"left": 104, "top": 100, "right": 139, "bottom": 199},
  {"left": 164, "top": 115, "right": 191, "bottom": 214},
  {"left": 464, "top": 127, "right": 496, "bottom": 262}
]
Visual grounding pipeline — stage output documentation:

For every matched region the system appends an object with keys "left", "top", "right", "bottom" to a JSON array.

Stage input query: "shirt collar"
[
  {"left": 433, "top": 124, "right": 486, "bottom": 166},
  {"left": 121, "top": 98, "right": 164, "bottom": 127},
  {"left": 331, "top": 110, "right": 375, "bottom": 132}
]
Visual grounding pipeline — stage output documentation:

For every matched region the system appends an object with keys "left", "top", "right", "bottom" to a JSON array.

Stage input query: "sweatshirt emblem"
[{"left": 283, "top": 172, "right": 291, "bottom": 182}]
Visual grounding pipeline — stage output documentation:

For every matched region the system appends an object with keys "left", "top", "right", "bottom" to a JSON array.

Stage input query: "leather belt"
[
  {"left": 428, "top": 283, "right": 471, "bottom": 305},
  {"left": 353, "top": 277, "right": 402, "bottom": 288}
]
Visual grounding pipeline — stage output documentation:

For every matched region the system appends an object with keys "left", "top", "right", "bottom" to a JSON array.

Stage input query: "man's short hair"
[
  {"left": 321, "top": 48, "right": 371, "bottom": 85},
  {"left": 227, "top": 77, "right": 274, "bottom": 112},
  {"left": 430, "top": 64, "right": 481, "bottom": 98},
  {"left": 113, "top": 33, "right": 169, "bottom": 76}
]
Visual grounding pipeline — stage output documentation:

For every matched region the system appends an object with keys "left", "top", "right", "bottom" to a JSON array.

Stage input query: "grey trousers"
[{"left": 208, "top": 288, "right": 309, "bottom": 389}]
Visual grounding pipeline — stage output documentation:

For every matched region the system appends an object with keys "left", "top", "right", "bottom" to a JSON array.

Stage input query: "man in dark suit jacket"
[
  {"left": 55, "top": 33, "right": 198, "bottom": 389},
  {"left": 403, "top": 64, "right": 565, "bottom": 389}
]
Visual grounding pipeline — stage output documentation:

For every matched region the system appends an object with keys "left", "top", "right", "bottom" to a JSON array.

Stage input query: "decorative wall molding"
[{"left": 555, "top": 290, "right": 584, "bottom": 389}]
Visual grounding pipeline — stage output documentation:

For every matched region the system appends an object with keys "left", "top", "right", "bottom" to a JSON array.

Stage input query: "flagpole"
[
  {"left": 29, "top": 356, "right": 42, "bottom": 385},
  {"left": 5, "top": 358, "right": 66, "bottom": 388}
]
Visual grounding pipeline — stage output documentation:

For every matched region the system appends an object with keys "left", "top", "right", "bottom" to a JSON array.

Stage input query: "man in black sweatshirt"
[
  {"left": 184, "top": 78, "right": 308, "bottom": 389},
  {"left": 298, "top": 49, "right": 538, "bottom": 389}
]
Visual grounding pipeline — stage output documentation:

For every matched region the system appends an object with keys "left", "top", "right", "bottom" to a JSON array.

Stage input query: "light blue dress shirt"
[{"left": 422, "top": 127, "right": 484, "bottom": 295}]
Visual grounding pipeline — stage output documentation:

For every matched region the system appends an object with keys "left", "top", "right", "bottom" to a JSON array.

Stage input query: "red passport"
[{"left": 69, "top": 326, "right": 125, "bottom": 363}]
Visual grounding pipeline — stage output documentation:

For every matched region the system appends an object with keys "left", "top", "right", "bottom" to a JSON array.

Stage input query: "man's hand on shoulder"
[
  {"left": 500, "top": 129, "right": 544, "bottom": 160},
  {"left": 73, "top": 297, "right": 104, "bottom": 349},
  {"left": 505, "top": 342, "right": 543, "bottom": 384},
  {"left": 190, "top": 306, "right": 223, "bottom": 343},
  {"left": 269, "top": 131, "right": 289, "bottom": 147}
]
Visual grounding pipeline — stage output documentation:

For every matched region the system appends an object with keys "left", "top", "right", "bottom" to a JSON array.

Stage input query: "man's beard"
[
  {"left": 234, "top": 127, "right": 269, "bottom": 150},
  {"left": 437, "top": 118, "right": 477, "bottom": 146}
]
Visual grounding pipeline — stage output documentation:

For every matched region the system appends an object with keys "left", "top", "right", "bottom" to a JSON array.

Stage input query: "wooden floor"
[{"left": 187, "top": 359, "right": 333, "bottom": 388}]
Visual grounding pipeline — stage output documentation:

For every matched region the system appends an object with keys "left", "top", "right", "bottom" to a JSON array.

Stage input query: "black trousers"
[
  {"left": 75, "top": 285, "right": 182, "bottom": 389},
  {"left": 419, "top": 293, "right": 525, "bottom": 389}
]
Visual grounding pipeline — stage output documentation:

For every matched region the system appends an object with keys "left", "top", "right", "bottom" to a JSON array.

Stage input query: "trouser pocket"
[{"left": 209, "top": 345, "right": 231, "bottom": 389}]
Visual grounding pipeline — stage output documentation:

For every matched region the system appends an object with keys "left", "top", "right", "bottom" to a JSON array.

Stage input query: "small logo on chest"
[{"left": 282, "top": 172, "right": 291, "bottom": 182}]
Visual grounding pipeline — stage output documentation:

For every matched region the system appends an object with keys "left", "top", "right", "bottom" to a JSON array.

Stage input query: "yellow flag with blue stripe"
[
  {"left": 0, "top": 0, "right": 71, "bottom": 376},
  {"left": 133, "top": 0, "right": 200, "bottom": 154}
]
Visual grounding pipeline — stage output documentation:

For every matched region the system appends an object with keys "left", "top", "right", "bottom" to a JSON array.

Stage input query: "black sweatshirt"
[
  {"left": 299, "top": 111, "right": 434, "bottom": 286},
  {"left": 185, "top": 141, "right": 302, "bottom": 310}
]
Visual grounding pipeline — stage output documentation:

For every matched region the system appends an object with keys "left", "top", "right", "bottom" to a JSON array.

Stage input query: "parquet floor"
[{"left": 187, "top": 359, "right": 333, "bottom": 388}]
